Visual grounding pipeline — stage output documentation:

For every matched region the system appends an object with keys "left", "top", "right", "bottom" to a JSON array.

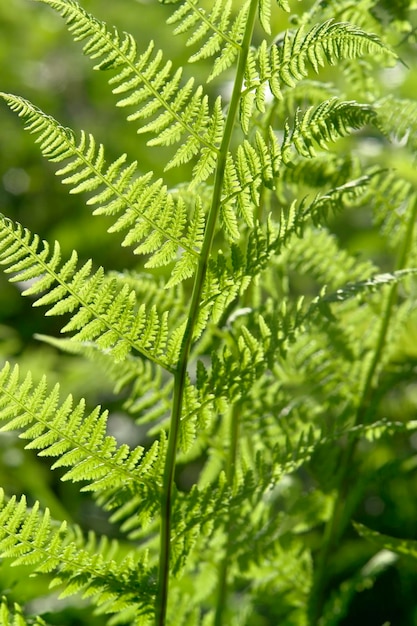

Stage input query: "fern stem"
[
  {"left": 155, "top": 3, "right": 259, "bottom": 625},
  {"left": 309, "top": 193, "right": 417, "bottom": 625}
]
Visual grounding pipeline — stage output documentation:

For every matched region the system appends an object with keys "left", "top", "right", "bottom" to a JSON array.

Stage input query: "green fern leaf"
[
  {"left": 0, "top": 93, "right": 203, "bottom": 284},
  {"left": 258, "top": 0, "right": 272, "bottom": 34},
  {"left": 294, "top": 171, "right": 384, "bottom": 228},
  {"left": 34, "top": 330, "right": 173, "bottom": 430},
  {"left": 283, "top": 98, "right": 376, "bottom": 161},
  {"left": 0, "top": 363, "right": 164, "bottom": 521},
  {"left": 241, "top": 20, "right": 392, "bottom": 123},
  {"left": 0, "top": 217, "right": 180, "bottom": 369},
  {"left": 33, "top": 0, "right": 224, "bottom": 177},
  {"left": 222, "top": 101, "right": 375, "bottom": 234},
  {"left": 0, "top": 491, "right": 155, "bottom": 618},
  {"left": 1, "top": 0, "right": 415, "bottom": 623},
  {"left": 194, "top": 222, "right": 278, "bottom": 338}
]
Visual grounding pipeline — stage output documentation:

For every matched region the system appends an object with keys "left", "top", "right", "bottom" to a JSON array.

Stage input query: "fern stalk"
[
  {"left": 309, "top": 193, "right": 417, "bottom": 625},
  {"left": 155, "top": 3, "right": 259, "bottom": 624}
]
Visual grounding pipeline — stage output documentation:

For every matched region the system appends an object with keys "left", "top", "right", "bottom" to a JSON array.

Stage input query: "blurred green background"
[{"left": 0, "top": 0, "right": 417, "bottom": 624}]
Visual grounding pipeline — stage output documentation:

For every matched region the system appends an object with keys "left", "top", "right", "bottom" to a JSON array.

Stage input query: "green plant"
[{"left": 1, "top": 0, "right": 417, "bottom": 625}]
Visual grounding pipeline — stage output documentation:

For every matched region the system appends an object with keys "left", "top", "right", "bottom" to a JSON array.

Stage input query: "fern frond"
[
  {"left": 32, "top": 268, "right": 184, "bottom": 411},
  {"left": 241, "top": 20, "right": 392, "bottom": 123},
  {"left": 166, "top": 0, "right": 249, "bottom": 80},
  {"left": 0, "top": 93, "right": 204, "bottom": 284},
  {"left": 240, "top": 310, "right": 358, "bottom": 435},
  {"left": 1, "top": 0, "right": 415, "bottom": 623},
  {"left": 0, "top": 363, "right": 164, "bottom": 526},
  {"left": 282, "top": 98, "right": 376, "bottom": 161},
  {"left": 307, "top": 169, "right": 386, "bottom": 220},
  {"left": 34, "top": 0, "right": 224, "bottom": 178},
  {"left": 223, "top": 135, "right": 277, "bottom": 223},
  {"left": 0, "top": 217, "right": 179, "bottom": 370},
  {"left": 195, "top": 306, "right": 298, "bottom": 416},
  {"left": 219, "top": 167, "right": 373, "bottom": 283},
  {"left": 0, "top": 491, "right": 155, "bottom": 618},
  {"left": 175, "top": 375, "right": 216, "bottom": 454}
]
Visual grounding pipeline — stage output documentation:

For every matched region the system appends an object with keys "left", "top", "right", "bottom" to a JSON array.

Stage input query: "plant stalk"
[
  {"left": 309, "top": 193, "right": 417, "bottom": 625},
  {"left": 155, "top": 3, "right": 259, "bottom": 624}
]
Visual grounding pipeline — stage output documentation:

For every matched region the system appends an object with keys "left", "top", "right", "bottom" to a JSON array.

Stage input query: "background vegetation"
[{"left": 0, "top": 0, "right": 417, "bottom": 624}]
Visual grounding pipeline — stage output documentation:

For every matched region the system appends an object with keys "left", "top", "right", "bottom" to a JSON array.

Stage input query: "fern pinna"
[{"left": 0, "top": 0, "right": 417, "bottom": 624}]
